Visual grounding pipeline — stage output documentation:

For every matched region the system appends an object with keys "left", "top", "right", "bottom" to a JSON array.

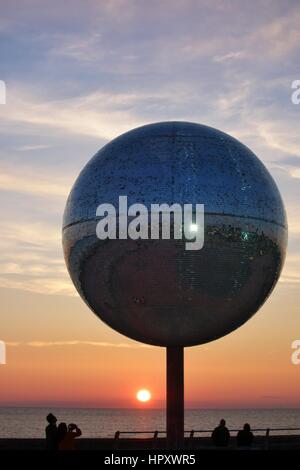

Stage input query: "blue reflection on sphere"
[{"left": 63, "top": 122, "right": 287, "bottom": 346}]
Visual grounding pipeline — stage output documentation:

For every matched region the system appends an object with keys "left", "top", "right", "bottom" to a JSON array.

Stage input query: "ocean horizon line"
[{"left": 1, "top": 405, "right": 300, "bottom": 411}]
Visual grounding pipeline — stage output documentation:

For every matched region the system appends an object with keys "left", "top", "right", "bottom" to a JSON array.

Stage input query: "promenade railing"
[{"left": 113, "top": 428, "right": 300, "bottom": 449}]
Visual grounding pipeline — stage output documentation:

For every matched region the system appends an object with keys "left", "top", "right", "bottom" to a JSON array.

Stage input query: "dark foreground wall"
[{"left": 0, "top": 436, "right": 299, "bottom": 450}]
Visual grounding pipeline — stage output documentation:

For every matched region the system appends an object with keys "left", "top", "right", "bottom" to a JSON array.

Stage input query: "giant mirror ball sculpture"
[{"left": 63, "top": 121, "right": 287, "bottom": 347}]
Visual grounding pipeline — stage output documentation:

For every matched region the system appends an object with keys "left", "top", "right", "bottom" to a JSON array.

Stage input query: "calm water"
[{"left": 0, "top": 408, "right": 300, "bottom": 438}]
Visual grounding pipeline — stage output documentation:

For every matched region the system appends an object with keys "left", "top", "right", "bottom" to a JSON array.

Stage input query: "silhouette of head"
[
  {"left": 46, "top": 413, "right": 57, "bottom": 424},
  {"left": 68, "top": 423, "right": 76, "bottom": 432},
  {"left": 57, "top": 422, "right": 68, "bottom": 439},
  {"left": 244, "top": 423, "right": 251, "bottom": 432},
  {"left": 220, "top": 419, "right": 226, "bottom": 426}
]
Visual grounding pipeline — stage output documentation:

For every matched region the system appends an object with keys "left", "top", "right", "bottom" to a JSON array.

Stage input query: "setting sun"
[{"left": 136, "top": 389, "right": 151, "bottom": 402}]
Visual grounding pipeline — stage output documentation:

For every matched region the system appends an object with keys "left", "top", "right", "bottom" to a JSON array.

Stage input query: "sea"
[{"left": 0, "top": 408, "right": 300, "bottom": 439}]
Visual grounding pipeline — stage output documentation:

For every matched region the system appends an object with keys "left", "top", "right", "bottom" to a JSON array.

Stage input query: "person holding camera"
[{"left": 58, "top": 423, "right": 82, "bottom": 450}]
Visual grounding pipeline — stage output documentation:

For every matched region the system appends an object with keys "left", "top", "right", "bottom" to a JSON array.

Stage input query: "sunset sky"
[{"left": 0, "top": 0, "right": 300, "bottom": 408}]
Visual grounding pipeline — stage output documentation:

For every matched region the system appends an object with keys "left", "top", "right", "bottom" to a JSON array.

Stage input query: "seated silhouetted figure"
[
  {"left": 237, "top": 423, "right": 254, "bottom": 448},
  {"left": 45, "top": 413, "right": 58, "bottom": 450},
  {"left": 211, "top": 419, "right": 230, "bottom": 447}
]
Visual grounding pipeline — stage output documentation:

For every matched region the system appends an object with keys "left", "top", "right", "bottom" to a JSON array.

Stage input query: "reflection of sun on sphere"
[
  {"left": 137, "top": 389, "right": 151, "bottom": 402},
  {"left": 62, "top": 121, "right": 287, "bottom": 347}
]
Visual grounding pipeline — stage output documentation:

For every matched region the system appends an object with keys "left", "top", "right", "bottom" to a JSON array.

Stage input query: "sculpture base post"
[{"left": 166, "top": 346, "right": 184, "bottom": 449}]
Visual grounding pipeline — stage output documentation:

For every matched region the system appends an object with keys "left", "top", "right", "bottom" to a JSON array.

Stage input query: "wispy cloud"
[
  {"left": 280, "top": 253, "right": 300, "bottom": 285},
  {"left": 255, "top": 120, "right": 300, "bottom": 158},
  {"left": 213, "top": 51, "right": 247, "bottom": 63},
  {"left": 0, "top": 86, "right": 150, "bottom": 140},
  {"left": 0, "top": 219, "right": 74, "bottom": 296},
  {"left": 0, "top": 276, "right": 76, "bottom": 297},
  {"left": 15, "top": 144, "right": 53, "bottom": 152},
  {"left": 250, "top": 8, "right": 300, "bottom": 57},
  {"left": 50, "top": 32, "right": 104, "bottom": 62},
  {"left": 0, "top": 168, "right": 69, "bottom": 197}
]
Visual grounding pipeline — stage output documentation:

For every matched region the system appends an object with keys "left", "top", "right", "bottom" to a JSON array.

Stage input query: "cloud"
[
  {"left": 280, "top": 253, "right": 300, "bottom": 286},
  {"left": 0, "top": 218, "right": 74, "bottom": 296},
  {"left": 0, "top": 85, "right": 151, "bottom": 140},
  {"left": 0, "top": 220, "right": 60, "bottom": 250},
  {"left": 213, "top": 51, "right": 247, "bottom": 63},
  {"left": 270, "top": 156, "right": 300, "bottom": 181},
  {"left": 0, "top": 276, "right": 76, "bottom": 297},
  {"left": 280, "top": 276, "right": 300, "bottom": 284},
  {"left": 0, "top": 168, "right": 69, "bottom": 197},
  {"left": 15, "top": 144, "right": 53, "bottom": 152},
  {"left": 211, "top": 6, "right": 300, "bottom": 63},
  {"left": 215, "top": 79, "right": 254, "bottom": 115},
  {"left": 273, "top": 156, "right": 300, "bottom": 167},
  {"left": 255, "top": 120, "right": 300, "bottom": 158},
  {"left": 250, "top": 7, "right": 300, "bottom": 58},
  {"left": 50, "top": 32, "right": 104, "bottom": 63}
]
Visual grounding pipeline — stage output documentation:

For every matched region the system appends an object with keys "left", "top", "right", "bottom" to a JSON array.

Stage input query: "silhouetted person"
[
  {"left": 211, "top": 419, "right": 230, "bottom": 447},
  {"left": 57, "top": 422, "right": 68, "bottom": 447},
  {"left": 237, "top": 423, "right": 254, "bottom": 448},
  {"left": 45, "top": 413, "right": 58, "bottom": 450},
  {"left": 58, "top": 423, "right": 82, "bottom": 450}
]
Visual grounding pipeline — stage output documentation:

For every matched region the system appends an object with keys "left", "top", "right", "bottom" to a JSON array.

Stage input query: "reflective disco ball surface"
[{"left": 62, "top": 122, "right": 287, "bottom": 347}]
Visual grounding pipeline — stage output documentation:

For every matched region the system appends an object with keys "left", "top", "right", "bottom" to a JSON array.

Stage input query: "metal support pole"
[{"left": 166, "top": 346, "right": 184, "bottom": 449}]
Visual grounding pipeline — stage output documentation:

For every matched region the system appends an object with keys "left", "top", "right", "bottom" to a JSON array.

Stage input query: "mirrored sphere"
[{"left": 63, "top": 122, "right": 287, "bottom": 346}]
